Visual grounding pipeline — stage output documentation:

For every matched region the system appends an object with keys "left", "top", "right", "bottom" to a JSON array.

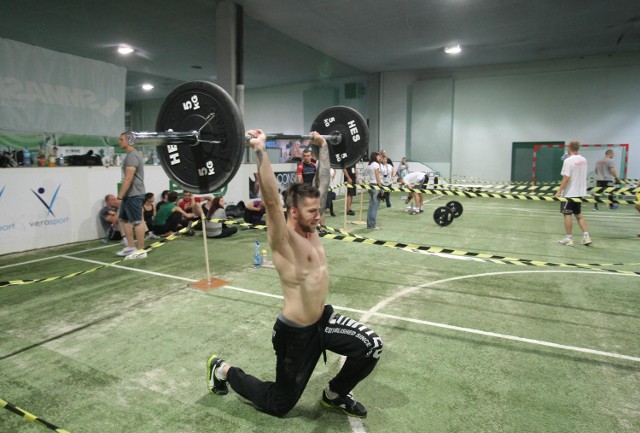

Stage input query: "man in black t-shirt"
[{"left": 296, "top": 148, "right": 317, "bottom": 185}]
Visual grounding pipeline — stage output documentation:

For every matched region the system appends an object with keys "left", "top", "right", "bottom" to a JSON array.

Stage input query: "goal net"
[{"left": 532, "top": 143, "right": 628, "bottom": 184}]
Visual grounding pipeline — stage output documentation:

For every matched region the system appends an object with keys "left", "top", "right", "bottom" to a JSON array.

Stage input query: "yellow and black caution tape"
[
  {"left": 447, "top": 176, "right": 521, "bottom": 185},
  {"left": 333, "top": 179, "right": 638, "bottom": 196},
  {"left": 447, "top": 176, "right": 639, "bottom": 186},
  {"left": 451, "top": 184, "right": 639, "bottom": 194},
  {"left": 4, "top": 214, "right": 639, "bottom": 288},
  {"left": 0, "top": 223, "right": 199, "bottom": 288},
  {"left": 347, "top": 183, "right": 639, "bottom": 205},
  {"left": 1, "top": 398, "right": 70, "bottom": 433},
  {"left": 450, "top": 184, "right": 560, "bottom": 192},
  {"left": 318, "top": 226, "right": 640, "bottom": 276}
]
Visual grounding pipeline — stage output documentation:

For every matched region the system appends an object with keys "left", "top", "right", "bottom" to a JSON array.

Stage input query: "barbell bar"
[
  {"left": 127, "top": 130, "right": 345, "bottom": 147},
  {"left": 130, "top": 80, "right": 369, "bottom": 193}
]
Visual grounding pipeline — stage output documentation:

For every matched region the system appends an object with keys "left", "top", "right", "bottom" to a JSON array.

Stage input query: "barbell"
[{"left": 128, "top": 80, "right": 369, "bottom": 193}]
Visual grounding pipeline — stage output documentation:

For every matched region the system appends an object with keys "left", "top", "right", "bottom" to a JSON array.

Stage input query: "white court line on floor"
[
  {"left": 0, "top": 243, "right": 117, "bottom": 270},
  {"left": 60, "top": 256, "right": 640, "bottom": 433},
  {"left": 62, "top": 255, "right": 198, "bottom": 282},
  {"left": 64, "top": 255, "right": 640, "bottom": 363}
]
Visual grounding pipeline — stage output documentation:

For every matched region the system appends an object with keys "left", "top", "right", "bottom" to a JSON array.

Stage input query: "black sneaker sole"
[
  {"left": 206, "top": 355, "right": 228, "bottom": 395},
  {"left": 320, "top": 396, "right": 367, "bottom": 418}
]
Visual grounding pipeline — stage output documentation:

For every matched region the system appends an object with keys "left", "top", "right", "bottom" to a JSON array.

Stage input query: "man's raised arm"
[
  {"left": 311, "top": 132, "right": 330, "bottom": 217},
  {"left": 246, "top": 130, "right": 286, "bottom": 231}
]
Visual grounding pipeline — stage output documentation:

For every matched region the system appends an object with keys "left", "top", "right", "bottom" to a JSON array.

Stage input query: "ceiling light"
[
  {"left": 117, "top": 45, "right": 134, "bottom": 55},
  {"left": 141, "top": 83, "right": 154, "bottom": 91},
  {"left": 444, "top": 44, "right": 462, "bottom": 55}
]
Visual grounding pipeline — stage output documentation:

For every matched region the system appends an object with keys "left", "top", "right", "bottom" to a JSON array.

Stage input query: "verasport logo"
[{"left": 29, "top": 184, "right": 70, "bottom": 227}]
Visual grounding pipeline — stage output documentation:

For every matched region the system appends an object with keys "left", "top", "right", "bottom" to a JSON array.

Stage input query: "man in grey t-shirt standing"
[
  {"left": 593, "top": 149, "right": 620, "bottom": 211},
  {"left": 116, "top": 132, "right": 147, "bottom": 258}
]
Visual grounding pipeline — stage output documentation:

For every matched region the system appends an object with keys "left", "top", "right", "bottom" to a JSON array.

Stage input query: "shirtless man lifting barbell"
[{"left": 205, "top": 129, "right": 383, "bottom": 418}]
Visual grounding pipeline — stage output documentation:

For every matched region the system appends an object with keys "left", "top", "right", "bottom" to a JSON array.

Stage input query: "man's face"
[
  {"left": 183, "top": 192, "right": 193, "bottom": 201},
  {"left": 107, "top": 195, "right": 118, "bottom": 207},
  {"left": 302, "top": 151, "right": 312, "bottom": 164},
  {"left": 118, "top": 134, "right": 128, "bottom": 150},
  {"left": 293, "top": 196, "right": 321, "bottom": 233}
]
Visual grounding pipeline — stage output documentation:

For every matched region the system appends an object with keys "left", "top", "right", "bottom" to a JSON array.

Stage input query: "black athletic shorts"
[{"left": 560, "top": 200, "right": 581, "bottom": 215}]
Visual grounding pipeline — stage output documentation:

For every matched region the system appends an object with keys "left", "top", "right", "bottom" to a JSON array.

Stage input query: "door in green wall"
[{"left": 511, "top": 142, "right": 564, "bottom": 183}]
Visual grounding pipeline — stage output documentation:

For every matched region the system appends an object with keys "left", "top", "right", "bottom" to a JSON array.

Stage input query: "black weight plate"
[
  {"left": 310, "top": 106, "right": 369, "bottom": 169},
  {"left": 433, "top": 206, "right": 454, "bottom": 226},
  {"left": 446, "top": 200, "right": 463, "bottom": 218},
  {"left": 155, "top": 81, "right": 245, "bottom": 193}
]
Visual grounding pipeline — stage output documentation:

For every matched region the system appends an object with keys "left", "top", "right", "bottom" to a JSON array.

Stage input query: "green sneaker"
[
  {"left": 320, "top": 389, "right": 367, "bottom": 418},
  {"left": 206, "top": 355, "right": 228, "bottom": 395}
]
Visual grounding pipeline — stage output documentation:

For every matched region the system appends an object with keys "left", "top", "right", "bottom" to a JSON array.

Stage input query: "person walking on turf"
[
  {"left": 555, "top": 141, "right": 592, "bottom": 246},
  {"left": 206, "top": 129, "right": 383, "bottom": 418},
  {"left": 593, "top": 149, "right": 621, "bottom": 211}
]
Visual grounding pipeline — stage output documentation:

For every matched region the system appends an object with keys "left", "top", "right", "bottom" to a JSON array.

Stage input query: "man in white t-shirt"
[{"left": 554, "top": 141, "right": 592, "bottom": 246}]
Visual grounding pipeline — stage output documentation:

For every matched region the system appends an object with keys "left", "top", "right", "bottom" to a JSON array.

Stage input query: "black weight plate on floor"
[
  {"left": 155, "top": 81, "right": 245, "bottom": 193},
  {"left": 310, "top": 106, "right": 369, "bottom": 169},
  {"left": 446, "top": 200, "right": 463, "bottom": 218},
  {"left": 433, "top": 206, "right": 454, "bottom": 226}
]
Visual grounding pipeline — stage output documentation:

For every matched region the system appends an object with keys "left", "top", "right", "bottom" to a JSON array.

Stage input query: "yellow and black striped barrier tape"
[
  {"left": 332, "top": 180, "right": 639, "bottom": 195},
  {"left": 1, "top": 398, "right": 70, "bottom": 433},
  {"left": 447, "top": 176, "right": 639, "bottom": 185},
  {"left": 449, "top": 184, "right": 639, "bottom": 194},
  {"left": 4, "top": 216, "right": 639, "bottom": 288},
  {"left": 346, "top": 183, "right": 639, "bottom": 205},
  {"left": 0, "top": 222, "right": 199, "bottom": 288},
  {"left": 318, "top": 225, "right": 640, "bottom": 276}
]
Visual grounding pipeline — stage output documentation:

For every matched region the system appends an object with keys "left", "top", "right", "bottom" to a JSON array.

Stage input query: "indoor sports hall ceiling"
[{"left": 1, "top": 0, "right": 640, "bottom": 102}]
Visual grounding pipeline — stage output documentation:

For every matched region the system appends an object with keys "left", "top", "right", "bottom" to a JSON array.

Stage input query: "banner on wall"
[
  {"left": 249, "top": 171, "right": 297, "bottom": 199},
  {"left": 0, "top": 37, "right": 126, "bottom": 136},
  {"left": 0, "top": 172, "right": 74, "bottom": 255}
]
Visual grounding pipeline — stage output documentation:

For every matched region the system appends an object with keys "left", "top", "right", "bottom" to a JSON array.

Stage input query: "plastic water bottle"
[
  {"left": 261, "top": 249, "right": 267, "bottom": 265},
  {"left": 152, "top": 148, "right": 159, "bottom": 165},
  {"left": 253, "top": 241, "right": 262, "bottom": 268},
  {"left": 23, "top": 147, "right": 31, "bottom": 167}
]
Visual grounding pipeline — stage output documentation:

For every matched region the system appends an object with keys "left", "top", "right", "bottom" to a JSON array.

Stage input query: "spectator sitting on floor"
[
  {"left": 100, "top": 194, "right": 126, "bottom": 243},
  {"left": 244, "top": 198, "right": 266, "bottom": 227},
  {"left": 156, "top": 189, "right": 170, "bottom": 212},
  {"left": 178, "top": 190, "right": 213, "bottom": 218},
  {"left": 152, "top": 191, "right": 195, "bottom": 236},
  {"left": 204, "top": 197, "right": 239, "bottom": 239},
  {"left": 143, "top": 192, "right": 160, "bottom": 239}
]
